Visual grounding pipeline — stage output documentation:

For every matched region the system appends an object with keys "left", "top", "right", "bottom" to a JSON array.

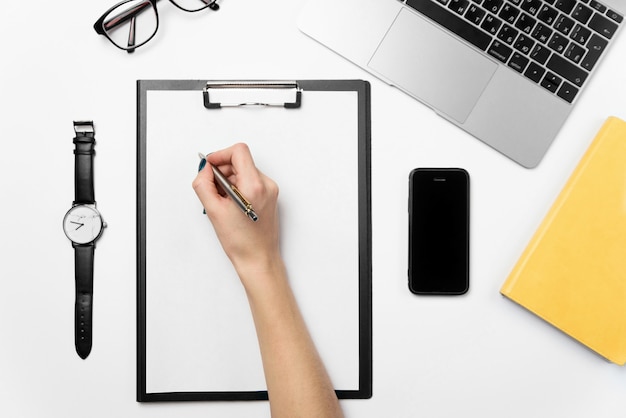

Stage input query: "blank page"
[{"left": 142, "top": 86, "right": 362, "bottom": 394}]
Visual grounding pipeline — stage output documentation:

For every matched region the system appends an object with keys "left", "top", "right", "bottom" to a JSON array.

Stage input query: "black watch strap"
[
  {"left": 73, "top": 121, "right": 96, "bottom": 204},
  {"left": 74, "top": 244, "right": 94, "bottom": 359},
  {"left": 72, "top": 120, "right": 97, "bottom": 359}
]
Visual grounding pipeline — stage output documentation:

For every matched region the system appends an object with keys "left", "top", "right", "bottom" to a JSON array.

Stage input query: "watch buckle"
[{"left": 74, "top": 121, "right": 95, "bottom": 135}]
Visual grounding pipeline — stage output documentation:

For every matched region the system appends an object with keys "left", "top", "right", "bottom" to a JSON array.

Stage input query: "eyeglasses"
[{"left": 94, "top": 0, "right": 220, "bottom": 53}]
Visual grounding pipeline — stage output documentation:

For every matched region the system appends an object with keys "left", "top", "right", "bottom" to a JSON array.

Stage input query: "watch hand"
[{"left": 70, "top": 221, "right": 85, "bottom": 230}]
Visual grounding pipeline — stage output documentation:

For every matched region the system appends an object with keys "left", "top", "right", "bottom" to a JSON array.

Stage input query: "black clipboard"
[{"left": 137, "top": 79, "right": 372, "bottom": 402}]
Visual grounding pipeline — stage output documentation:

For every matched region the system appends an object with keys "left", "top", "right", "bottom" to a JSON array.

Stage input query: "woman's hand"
[{"left": 192, "top": 143, "right": 282, "bottom": 284}]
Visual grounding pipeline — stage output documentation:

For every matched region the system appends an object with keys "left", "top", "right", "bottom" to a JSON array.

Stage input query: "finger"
[
  {"left": 199, "top": 155, "right": 236, "bottom": 187},
  {"left": 214, "top": 164, "right": 235, "bottom": 179},
  {"left": 207, "top": 143, "right": 258, "bottom": 181}
]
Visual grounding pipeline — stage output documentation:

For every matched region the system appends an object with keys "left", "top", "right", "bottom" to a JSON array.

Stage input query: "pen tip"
[{"left": 198, "top": 152, "right": 206, "bottom": 160}]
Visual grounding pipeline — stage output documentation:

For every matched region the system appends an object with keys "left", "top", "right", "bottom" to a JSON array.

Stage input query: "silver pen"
[{"left": 198, "top": 153, "right": 259, "bottom": 222}]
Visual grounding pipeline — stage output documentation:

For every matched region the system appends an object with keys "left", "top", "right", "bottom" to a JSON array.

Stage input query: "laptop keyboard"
[{"left": 403, "top": 0, "right": 623, "bottom": 103}]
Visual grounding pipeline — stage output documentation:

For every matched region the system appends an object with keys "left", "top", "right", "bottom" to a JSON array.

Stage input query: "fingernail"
[{"left": 198, "top": 158, "right": 207, "bottom": 172}]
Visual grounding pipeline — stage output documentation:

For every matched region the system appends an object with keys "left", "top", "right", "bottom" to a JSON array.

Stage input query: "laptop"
[{"left": 298, "top": 0, "right": 624, "bottom": 167}]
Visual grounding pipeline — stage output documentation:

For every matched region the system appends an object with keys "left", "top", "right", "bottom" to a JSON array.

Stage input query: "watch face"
[{"left": 63, "top": 205, "right": 104, "bottom": 244}]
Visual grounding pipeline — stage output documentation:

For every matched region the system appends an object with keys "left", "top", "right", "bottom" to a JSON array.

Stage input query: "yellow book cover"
[{"left": 501, "top": 116, "right": 626, "bottom": 365}]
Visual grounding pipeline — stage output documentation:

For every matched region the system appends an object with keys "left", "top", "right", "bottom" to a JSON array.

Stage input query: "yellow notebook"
[{"left": 501, "top": 117, "right": 626, "bottom": 365}]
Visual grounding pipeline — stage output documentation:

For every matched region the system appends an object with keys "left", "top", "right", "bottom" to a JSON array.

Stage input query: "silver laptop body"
[{"left": 299, "top": 0, "right": 624, "bottom": 167}]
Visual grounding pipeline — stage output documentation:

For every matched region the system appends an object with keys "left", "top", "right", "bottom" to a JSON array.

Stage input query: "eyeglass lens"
[{"left": 102, "top": 0, "right": 157, "bottom": 51}]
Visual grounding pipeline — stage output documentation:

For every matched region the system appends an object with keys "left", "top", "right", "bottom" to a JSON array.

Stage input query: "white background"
[{"left": 1, "top": 0, "right": 625, "bottom": 417}]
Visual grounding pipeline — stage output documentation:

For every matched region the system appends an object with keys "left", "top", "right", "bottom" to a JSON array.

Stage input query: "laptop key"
[
  {"left": 499, "top": 3, "right": 519, "bottom": 23},
  {"left": 564, "top": 42, "right": 585, "bottom": 64},
  {"left": 498, "top": 24, "right": 519, "bottom": 43},
  {"left": 537, "top": 5, "right": 559, "bottom": 25},
  {"left": 546, "top": 53, "right": 588, "bottom": 86},
  {"left": 537, "top": 4, "right": 558, "bottom": 25},
  {"left": 548, "top": 32, "right": 569, "bottom": 53},
  {"left": 531, "top": 22, "right": 553, "bottom": 43},
  {"left": 554, "top": 0, "right": 576, "bottom": 14},
  {"left": 570, "top": 24, "right": 592, "bottom": 44},
  {"left": 515, "top": 12, "right": 537, "bottom": 34},
  {"left": 449, "top": 0, "right": 471, "bottom": 15},
  {"left": 488, "top": 39, "right": 513, "bottom": 62},
  {"left": 580, "top": 33, "right": 608, "bottom": 70},
  {"left": 554, "top": 14, "right": 575, "bottom": 35},
  {"left": 524, "top": 61, "right": 545, "bottom": 82},
  {"left": 514, "top": 34, "right": 535, "bottom": 54},
  {"left": 521, "top": 0, "right": 542, "bottom": 15},
  {"left": 466, "top": 4, "right": 487, "bottom": 24},
  {"left": 540, "top": 71, "right": 562, "bottom": 92},
  {"left": 557, "top": 81, "right": 579, "bottom": 103},
  {"left": 530, "top": 43, "right": 551, "bottom": 64},
  {"left": 481, "top": 14, "right": 503, "bottom": 35},
  {"left": 508, "top": 52, "right": 530, "bottom": 72},
  {"left": 406, "top": 0, "right": 492, "bottom": 50},
  {"left": 483, "top": 0, "right": 504, "bottom": 13},
  {"left": 589, "top": 13, "right": 618, "bottom": 39},
  {"left": 589, "top": 0, "right": 606, "bottom": 13},
  {"left": 607, "top": 10, "right": 624, "bottom": 24},
  {"left": 571, "top": 4, "right": 593, "bottom": 24}
]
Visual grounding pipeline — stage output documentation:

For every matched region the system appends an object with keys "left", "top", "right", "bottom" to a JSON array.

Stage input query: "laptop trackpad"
[{"left": 369, "top": 8, "right": 497, "bottom": 123}]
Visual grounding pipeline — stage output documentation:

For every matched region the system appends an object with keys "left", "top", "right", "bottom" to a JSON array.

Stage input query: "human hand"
[{"left": 192, "top": 143, "right": 282, "bottom": 283}]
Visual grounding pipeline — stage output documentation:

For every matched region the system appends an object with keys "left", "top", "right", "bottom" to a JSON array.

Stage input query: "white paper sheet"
[{"left": 144, "top": 89, "right": 361, "bottom": 393}]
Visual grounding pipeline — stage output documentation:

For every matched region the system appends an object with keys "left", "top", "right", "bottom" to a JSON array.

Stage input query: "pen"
[{"left": 198, "top": 153, "right": 259, "bottom": 222}]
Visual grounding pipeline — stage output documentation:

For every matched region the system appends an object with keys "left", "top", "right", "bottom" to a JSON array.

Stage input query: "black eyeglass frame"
[{"left": 94, "top": 0, "right": 219, "bottom": 53}]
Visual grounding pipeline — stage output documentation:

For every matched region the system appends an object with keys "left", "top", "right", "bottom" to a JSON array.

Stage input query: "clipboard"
[{"left": 136, "top": 80, "right": 372, "bottom": 402}]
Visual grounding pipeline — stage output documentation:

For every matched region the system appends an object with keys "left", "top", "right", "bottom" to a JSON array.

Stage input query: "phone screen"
[{"left": 408, "top": 168, "right": 469, "bottom": 295}]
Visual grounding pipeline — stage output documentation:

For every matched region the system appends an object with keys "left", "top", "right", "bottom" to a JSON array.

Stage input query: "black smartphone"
[{"left": 408, "top": 168, "right": 469, "bottom": 295}]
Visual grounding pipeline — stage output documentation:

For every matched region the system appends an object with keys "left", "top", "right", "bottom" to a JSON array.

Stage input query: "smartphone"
[{"left": 408, "top": 168, "right": 469, "bottom": 295}]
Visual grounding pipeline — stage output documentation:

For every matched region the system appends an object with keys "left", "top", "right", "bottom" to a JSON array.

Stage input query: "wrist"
[{"left": 235, "top": 255, "right": 288, "bottom": 296}]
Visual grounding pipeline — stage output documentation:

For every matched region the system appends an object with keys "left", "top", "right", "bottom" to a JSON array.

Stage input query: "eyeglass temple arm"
[
  {"left": 202, "top": 0, "right": 220, "bottom": 11},
  {"left": 103, "top": 1, "right": 153, "bottom": 32},
  {"left": 127, "top": 16, "right": 137, "bottom": 53}
]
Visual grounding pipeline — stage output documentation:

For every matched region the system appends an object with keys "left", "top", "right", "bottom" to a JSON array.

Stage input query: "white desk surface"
[{"left": 1, "top": 1, "right": 625, "bottom": 417}]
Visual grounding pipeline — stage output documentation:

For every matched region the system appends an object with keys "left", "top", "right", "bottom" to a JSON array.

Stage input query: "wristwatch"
[{"left": 62, "top": 121, "right": 106, "bottom": 359}]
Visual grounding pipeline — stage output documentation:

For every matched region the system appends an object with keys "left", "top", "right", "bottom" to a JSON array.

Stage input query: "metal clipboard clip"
[{"left": 203, "top": 81, "right": 302, "bottom": 109}]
